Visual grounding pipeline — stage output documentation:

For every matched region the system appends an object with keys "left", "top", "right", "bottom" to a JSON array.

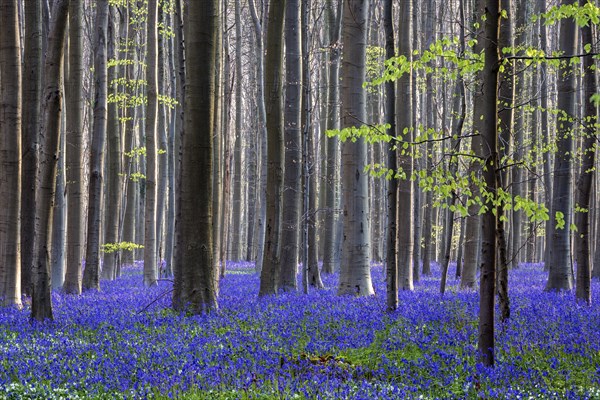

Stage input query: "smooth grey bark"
[
  {"left": 0, "top": 0, "right": 23, "bottom": 308},
  {"left": 155, "top": 4, "right": 168, "bottom": 274},
  {"left": 220, "top": 3, "right": 232, "bottom": 277},
  {"left": 397, "top": 0, "right": 414, "bottom": 292},
  {"left": 82, "top": 0, "right": 109, "bottom": 292},
  {"left": 173, "top": 0, "right": 219, "bottom": 313},
  {"left": 21, "top": 0, "right": 42, "bottom": 298},
  {"left": 143, "top": 0, "right": 159, "bottom": 287},
  {"left": 575, "top": 7, "right": 595, "bottom": 305},
  {"left": 322, "top": 0, "right": 342, "bottom": 275},
  {"left": 230, "top": 0, "right": 244, "bottom": 262},
  {"left": 33, "top": 0, "right": 70, "bottom": 321},
  {"left": 248, "top": 0, "right": 267, "bottom": 271},
  {"left": 545, "top": 0, "right": 577, "bottom": 292},
  {"left": 63, "top": 0, "right": 85, "bottom": 294},
  {"left": 212, "top": 8, "right": 223, "bottom": 277},
  {"left": 302, "top": 0, "right": 323, "bottom": 290},
  {"left": 338, "top": 0, "right": 374, "bottom": 297},
  {"left": 51, "top": 136, "right": 66, "bottom": 289},
  {"left": 510, "top": 0, "right": 529, "bottom": 267},
  {"left": 259, "top": 0, "right": 286, "bottom": 296},
  {"left": 164, "top": 5, "right": 179, "bottom": 278},
  {"left": 102, "top": 7, "right": 122, "bottom": 281},
  {"left": 280, "top": 0, "right": 302, "bottom": 291}
]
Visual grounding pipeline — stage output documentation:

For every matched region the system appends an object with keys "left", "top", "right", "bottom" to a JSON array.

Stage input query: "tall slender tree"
[
  {"left": 0, "top": 0, "right": 23, "bottom": 308},
  {"left": 383, "top": 0, "right": 398, "bottom": 311},
  {"left": 143, "top": 0, "right": 159, "bottom": 287},
  {"left": 575, "top": 2, "right": 596, "bottom": 305},
  {"left": 103, "top": 6, "right": 123, "bottom": 281},
  {"left": 322, "top": 0, "right": 343, "bottom": 275},
  {"left": 397, "top": 0, "right": 414, "bottom": 292},
  {"left": 21, "top": 0, "right": 43, "bottom": 298},
  {"left": 33, "top": 0, "right": 70, "bottom": 321},
  {"left": 173, "top": 0, "right": 219, "bottom": 313},
  {"left": 63, "top": 0, "right": 85, "bottom": 294},
  {"left": 82, "top": 0, "right": 109, "bottom": 291},
  {"left": 280, "top": 0, "right": 302, "bottom": 291},
  {"left": 546, "top": 0, "right": 577, "bottom": 292},
  {"left": 259, "top": 0, "right": 287, "bottom": 296},
  {"left": 475, "top": 0, "right": 500, "bottom": 367},
  {"left": 338, "top": 0, "right": 374, "bottom": 297}
]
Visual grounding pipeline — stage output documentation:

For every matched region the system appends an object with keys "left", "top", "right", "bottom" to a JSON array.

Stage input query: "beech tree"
[
  {"left": 338, "top": 0, "right": 374, "bottom": 297},
  {"left": 259, "top": 0, "right": 286, "bottom": 296},
  {"left": 546, "top": 0, "right": 578, "bottom": 292},
  {"left": 144, "top": 0, "right": 159, "bottom": 287},
  {"left": 33, "top": 0, "right": 70, "bottom": 321},
  {"left": 21, "top": 0, "right": 43, "bottom": 298},
  {"left": 280, "top": 0, "right": 302, "bottom": 291},
  {"left": 82, "top": 0, "right": 109, "bottom": 292},
  {"left": 0, "top": 0, "right": 22, "bottom": 308},
  {"left": 173, "top": 0, "right": 219, "bottom": 313}
]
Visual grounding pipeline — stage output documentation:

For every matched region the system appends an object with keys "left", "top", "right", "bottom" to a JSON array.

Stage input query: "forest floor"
[{"left": 1, "top": 261, "right": 599, "bottom": 399}]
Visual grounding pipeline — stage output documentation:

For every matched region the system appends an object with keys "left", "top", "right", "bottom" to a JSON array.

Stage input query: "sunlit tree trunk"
[
  {"left": 0, "top": 0, "right": 23, "bottom": 308},
  {"left": 63, "top": 0, "right": 85, "bottom": 294},
  {"left": 173, "top": 0, "right": 219, "bottom": 313},
  {"left": 397, "top": 0, "right": 414, "bottom": 292},
  {"left": 143, "top": 0, "right": 159, "bottom": 287},
  {"left": 338, "top": 0, "right": 374, "bottom": 297},
  {"left": 302, "top": 0, "right": 323, "bottom": 290},
  {"left": 546, "top": 0, "right": 577, "bottom": 292},
  {"left": 155, "top": 4, "right": 168, "bottom": 275},
  {"left": 322, "top": 0, "right": 342, "bottom": 275},
  {"left": 103, "top": 7, "right": 122, "bottom": 281},
  {"left": 21, "top": 0, "right": 43, "bottom": 298},
  {"left": 259, "top": 0, "right": 286, "bottom": 296},
  {"left": 230, "top": 0, "right": 244, "bottom": 262},
  {"left": 248, "top": 0, "right": 267, "bottom": 271},
  {"left": 33, "top": 0, "right": 70, "bottom": 321},
  {"left": 82, "top": 0, "right": 109, "bottom": 291},
  {"left": 280, "top": 0, "right": 302, "bottom": 291}
]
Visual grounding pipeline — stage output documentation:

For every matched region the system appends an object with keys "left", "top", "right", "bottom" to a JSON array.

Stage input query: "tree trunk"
[
  {"left": 397, "top": 0, "right": 414, "bottom": 291},
  {"left": 575, "top": 6, "right": 595, "bottom": 305},
  {"left": 173, "top": 0, "right": 219, "bottom": 313},
  {"left": 0, "top": 0, "right": 23, "bottom": 308},
  {"left": 322, "top": 0, "right": 342, "bottom": 275},
  {"left": 63, "top": 0, "right": 85, "bottom": 294},
  {"left": 32, "top": 0, "right": 70, "bottom": 321},
  {"left": 155, "top": 4, "right": 168, "bottom": 275},
  {"left": 338, "top": 0, "right": 374, "bottom": 297},
  {"left": 546, "top": 0, "right": 577, "bottom": 292},
  {"left": 102, "top": 7, "right": 122, "bottom": 281},
  {"left": 383, "top": 0, "right": 398, "bottom": 311},
  {"left": 51, "top": 136, "right": 66, "bottom": 289},
  {"left": 259, "top": 0, "right": 286, "bottom": 296},
  {"left": 280, "top": 0, "right": 302, "bottom": 291},
  {"left": 230, "top": 0, "right": 244, "bottom": 262},
  {"left": 475, "top": 0, "right": 500, "bottom": 367},
  {"left": 248, "top": 0, "right": 267, "bottom": 272},
  {"left": 21, "top": 0, "right": 43, "bottom": 298},
  {"left": 82, "top": 0, "right": 109, "bottom": 292},
  {"left": 143, "top": 0, "right": 159, "bottom": 287}
]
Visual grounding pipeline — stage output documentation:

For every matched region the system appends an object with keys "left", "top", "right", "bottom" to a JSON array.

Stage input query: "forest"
[{"left": 1, "top": 0, "right": 600, "bottom": 398}]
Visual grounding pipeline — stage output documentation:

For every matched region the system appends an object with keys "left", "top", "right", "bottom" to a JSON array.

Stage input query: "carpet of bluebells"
[{"left": 1, "top": 261, "right": 600, "bottom": 399}]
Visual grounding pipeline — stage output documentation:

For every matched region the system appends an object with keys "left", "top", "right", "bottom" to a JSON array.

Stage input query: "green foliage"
[
  {"left": 101, "top": 242, "right": 144, "bottom": 254},
  {"left": 538, "top": 1, "right": 600, "bottom": 27}
]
